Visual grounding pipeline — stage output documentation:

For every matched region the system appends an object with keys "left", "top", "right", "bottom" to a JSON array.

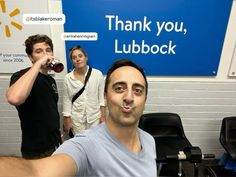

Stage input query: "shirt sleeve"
[
  {"left": 62, "top": 77, "right": 72, "bottom": 117},
  {"left": 98, "top": 72, "right": 105, "bottom": 106},
  {"left": 53, "top": 135, "right": 92, "bottom": 176}
]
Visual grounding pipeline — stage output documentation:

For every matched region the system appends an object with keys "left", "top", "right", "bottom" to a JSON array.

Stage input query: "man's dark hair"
[
  {"left": 105, "top": 59, "right": 148, "bottom": 96},
  {"left": 24, "top": 34, "right": 53, "bottom": 55}
]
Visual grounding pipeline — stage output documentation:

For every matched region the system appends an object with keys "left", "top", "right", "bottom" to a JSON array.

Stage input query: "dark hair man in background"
[{"left": 5, "top": 34, "right": 62, "bottom": 159}]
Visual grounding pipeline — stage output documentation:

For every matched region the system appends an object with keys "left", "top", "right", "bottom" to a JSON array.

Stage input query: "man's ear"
[{"left": 28, "top": 54, "right": 34, "bottom": 63}]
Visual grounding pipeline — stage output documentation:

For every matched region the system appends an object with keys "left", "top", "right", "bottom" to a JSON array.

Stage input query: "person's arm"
[
  {"left": 6, "top": 55, "right": 51, "bottom": 106},
  {"left": 98, "top": 72, "right": 106, "bottom": 122},
  {"left": 62, "top": 77, "right": 73, "bottom": 133},
  {"left": 0, "top": 154, "right": 77, "bottom": 177}
]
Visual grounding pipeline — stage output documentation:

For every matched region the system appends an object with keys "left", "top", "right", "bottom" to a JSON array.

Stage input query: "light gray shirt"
[{"left": 54, "top": 123, "right": 157, "bottom": 177}]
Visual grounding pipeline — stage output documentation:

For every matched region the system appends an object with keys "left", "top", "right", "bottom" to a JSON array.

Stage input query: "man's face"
[
  {"left": 105, "top": 66, "right": 147, "bottom": 127},
  {"left": 29, "top": 42, "right": 53, "bottom": 66}
]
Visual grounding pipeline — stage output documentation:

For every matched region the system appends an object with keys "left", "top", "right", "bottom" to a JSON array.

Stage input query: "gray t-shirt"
[{"left": 55, "top": 123, "right": 157, "bottom": 177}]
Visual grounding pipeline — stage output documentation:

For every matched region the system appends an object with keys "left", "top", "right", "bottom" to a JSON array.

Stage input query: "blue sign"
[{"left": 62, "top": 0, "right": 232, "bottom": 76}]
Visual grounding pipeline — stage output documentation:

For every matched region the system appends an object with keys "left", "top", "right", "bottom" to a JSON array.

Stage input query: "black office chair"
[
  {"left": 220, "top": 116, "right": 236, "bottom": 161},
  {"left": 139, "top": 112, "right": 192, "bottom": 176},
  {"left": 204, "top": 117, "right": 236, "bottom": 177}
]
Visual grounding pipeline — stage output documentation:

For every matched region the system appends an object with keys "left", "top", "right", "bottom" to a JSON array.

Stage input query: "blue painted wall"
[{"left": 62, "top": 0, "right": 232, "bottom": 76}]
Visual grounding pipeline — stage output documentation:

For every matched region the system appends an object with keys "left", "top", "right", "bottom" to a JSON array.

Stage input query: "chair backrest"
[
  {"left": 139, "top": 112, "right": 187, "bottom": 139},
  {"left": 139, "top": 112, "right": 192, "bottom": 176},
  {"left": 220, "top": 116, "right": 236, "bottom": 144},
  {"left": 219, "top": 116, "right": 236, "bottom": 160}
]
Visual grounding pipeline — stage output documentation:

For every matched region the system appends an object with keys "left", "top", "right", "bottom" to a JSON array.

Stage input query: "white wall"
[{"left": 0, "top": 0, "right": 236, "bottom": 158}]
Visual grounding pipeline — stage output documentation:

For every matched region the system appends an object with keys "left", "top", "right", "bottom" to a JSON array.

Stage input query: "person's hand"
[
  {"left": 34, "top": 54, "right": 55, "bottom": 69},
  {"left": 63, "top": 117, "right": 73, "bottom": 134},
  {"left": 99, "top": 115, "right": 106, "bottom": 123},
  {"left": 60, "top": 134, "right": 64, "bottom": 144}
]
